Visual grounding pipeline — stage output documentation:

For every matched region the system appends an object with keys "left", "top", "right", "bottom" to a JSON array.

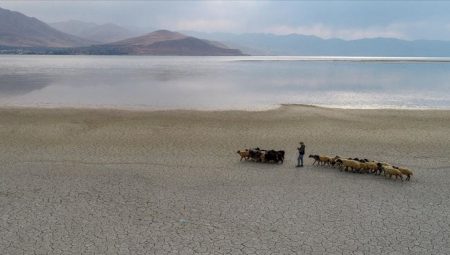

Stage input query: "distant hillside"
[
  {"left": 0, "top": 7, "right": 93, "bottom": 47},
  {"left": 68, "top": 30, "right": 245, "bottom": 56},
  {"left": 50, "top": 20, "right": 98, "bottom": 37},
  {"left": 50, "top": 20, "right": 139, "bottom": 43},
  {"left": 111, "top": 30, "right": 186, "bottom": 46},
  {"left": 187, "top": 32, "right": 450, "bottom": 57},
  {"left": 0, "top": 7, "right": 244, "bottom": 56}
]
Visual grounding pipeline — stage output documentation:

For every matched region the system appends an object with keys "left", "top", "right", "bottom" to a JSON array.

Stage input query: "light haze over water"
[{"left": 1, "top": 55, "right": 450, "bottom": 110}]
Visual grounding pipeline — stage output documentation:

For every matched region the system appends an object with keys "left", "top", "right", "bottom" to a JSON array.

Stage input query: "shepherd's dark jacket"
[{"left": 298, "top": 145, "right": 305, "bottom": 155}]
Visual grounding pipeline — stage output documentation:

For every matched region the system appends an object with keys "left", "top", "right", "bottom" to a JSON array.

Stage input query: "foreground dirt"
[{"left": 0, "top": 106, "right": 449, "bottom": 254}]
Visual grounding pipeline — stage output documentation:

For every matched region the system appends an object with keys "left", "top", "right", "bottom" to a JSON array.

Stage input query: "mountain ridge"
[
  {"left": 184, "top": 31, "right": 450, "bottom": 56},
  {"left": 50, "top": 20, "right": 139, "bottom": 43},
  {"left": 0, "top": 7, "right": 94, "bottom": 47},
  {"left": 78, "top": 30, "right": 245, "bottom": 55},
  {"left": 3, "top": 6, "right": 450, "bottom": 56},
  {"left": 0, "top": 6, "right": 244, "bottom": 56}
]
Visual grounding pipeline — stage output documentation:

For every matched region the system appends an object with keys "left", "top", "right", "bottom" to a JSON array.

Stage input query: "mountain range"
[
  {"left": 186, "top": 32, "right": 450, "bottom": 57},
  {"left": 66, "top": 30, "right": 245, "bottom": 56},
  {"left": 50, "top": 20, "right": 140, "bottom": 43},
  {"left": 2, "top": 6, "right": 450, "bottom": 56},
  {"left": 0, "top": 7, "right": 93, "bottom": 47},
  {"left": 0, "top": 7, "right": 243, "bottom": 55}
]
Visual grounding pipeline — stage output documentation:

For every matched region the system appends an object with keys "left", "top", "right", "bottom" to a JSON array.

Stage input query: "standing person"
[{"left": 296, "top": 142, "right": 305, "bottom": 167}]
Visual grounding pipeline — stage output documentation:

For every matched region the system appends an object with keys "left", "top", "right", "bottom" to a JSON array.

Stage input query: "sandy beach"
[{"left": 1, "top": 105, "right": 449, "bottom": 254}]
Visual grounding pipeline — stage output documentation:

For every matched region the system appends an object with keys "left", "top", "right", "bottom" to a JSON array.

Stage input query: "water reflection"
[
  {"left": 0, "top": 74, "right": 52, "bottom": 96},
  {"left": 0, "top": 55, "right": 449, "bottom": 109}
]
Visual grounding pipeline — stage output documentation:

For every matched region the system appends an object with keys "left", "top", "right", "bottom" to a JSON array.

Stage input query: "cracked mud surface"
[{"left": 1, "top": 106, "right": 449, "bottom": 254}]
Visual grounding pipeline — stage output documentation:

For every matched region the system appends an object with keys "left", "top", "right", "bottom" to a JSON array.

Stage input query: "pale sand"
[{"left": 0, "top": 105, "right": 449, "bottom": 254}]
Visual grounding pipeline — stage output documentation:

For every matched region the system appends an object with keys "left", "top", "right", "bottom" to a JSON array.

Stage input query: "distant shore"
[{"left": 1, "top": 105, "right": 450, "bottom": 254}]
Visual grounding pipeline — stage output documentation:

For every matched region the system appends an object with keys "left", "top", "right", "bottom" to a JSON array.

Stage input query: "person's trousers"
[{"left": 297, "top": 154, "right": 304, "bottom": 166}]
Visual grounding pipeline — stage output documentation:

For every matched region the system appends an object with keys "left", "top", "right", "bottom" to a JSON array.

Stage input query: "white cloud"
[
  {"left": 386, "top": 21, "right": 450, "bottom": 40},
  {"left": 265, "top": 24, "right": 407, "bottom": 40}
]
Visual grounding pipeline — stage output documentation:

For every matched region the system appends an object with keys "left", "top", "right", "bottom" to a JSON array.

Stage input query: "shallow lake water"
[{"left": 1, "top": 55, "right": 450, "bottom": 110}]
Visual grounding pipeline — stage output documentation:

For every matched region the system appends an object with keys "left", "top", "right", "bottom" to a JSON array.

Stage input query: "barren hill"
[{"left": 0, "top": 7, "right": 93, "bottom": 47}]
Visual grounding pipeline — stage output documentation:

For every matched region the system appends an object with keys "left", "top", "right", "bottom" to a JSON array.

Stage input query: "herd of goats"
[
  {"left": 237, "top": 148, "right": 285, "bottom": 163},
  {"left": 237, "top": 148, "right": 413, "bottom": 181}
]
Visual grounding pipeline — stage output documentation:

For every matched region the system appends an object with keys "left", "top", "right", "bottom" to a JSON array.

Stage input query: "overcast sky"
[{"left": 2, "top": 1, "right": 450, "bottom": 40}]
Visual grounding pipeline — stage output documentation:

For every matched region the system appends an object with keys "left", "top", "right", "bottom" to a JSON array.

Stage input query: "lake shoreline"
[{"left": 1, "top": 103, "right": 450, "bottom": 113}]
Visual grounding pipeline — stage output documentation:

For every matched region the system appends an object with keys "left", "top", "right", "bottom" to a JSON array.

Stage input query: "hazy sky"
[{"left": 2, "top": 1, "right": 450, "bottom": 40}]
